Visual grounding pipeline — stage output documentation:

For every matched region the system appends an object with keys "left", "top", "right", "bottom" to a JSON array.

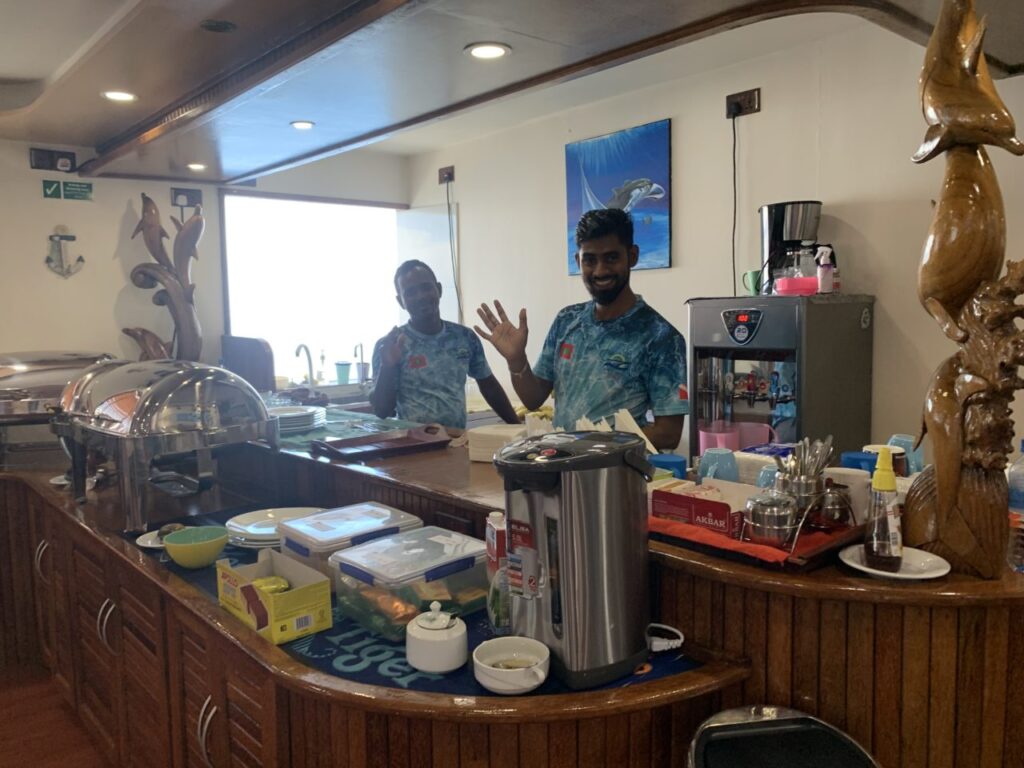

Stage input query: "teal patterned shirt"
[
  {"left": 532, "top": 297, "right": 688, "bottom": 430},
  {"left": 371, "top": 322, "right": 491, "bottom": 429}
]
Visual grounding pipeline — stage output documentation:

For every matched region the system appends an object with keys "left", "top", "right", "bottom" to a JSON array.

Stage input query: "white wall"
[
  {"left": 0, "top": 139, "right": 225, "bottom": 363},
  {"left": 404, "top": 18, "right": 1024, "bottom": 450}
]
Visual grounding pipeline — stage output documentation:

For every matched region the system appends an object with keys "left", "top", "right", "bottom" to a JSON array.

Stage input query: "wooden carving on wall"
[
  {"left": 122, "top": 193, "right": 205, "bottom": 361},
  {"left": 904, "top": 0, "right": 1024, "bottom": 578}
]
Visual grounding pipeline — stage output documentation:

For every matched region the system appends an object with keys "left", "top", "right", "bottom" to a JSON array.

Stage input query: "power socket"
[
  {"left": 438, "top": 165, "right": 455, "bottom": 184},
  {"left": 725, "top": 88, "right": 761, "bottom": 118}
]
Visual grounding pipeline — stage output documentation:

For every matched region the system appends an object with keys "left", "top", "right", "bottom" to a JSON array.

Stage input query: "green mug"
[{"left": 742, "top": 269, "right": 762, "bottom": 296}]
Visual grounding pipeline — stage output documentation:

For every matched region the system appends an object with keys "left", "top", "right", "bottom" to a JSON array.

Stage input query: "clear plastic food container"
[
  {"left": 329, "top": 526, "right": 488, "bottom": 641},
  {"left": 278, "top": 502, "right": 422, "bottom": 583}
]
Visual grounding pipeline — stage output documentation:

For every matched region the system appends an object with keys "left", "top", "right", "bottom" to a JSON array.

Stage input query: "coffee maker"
[
  {"left": 494, "top": 432, "right": 653, "bottom": 689},
  {"left": 758, "top": 201, "right": 822, "bottom": 293}
]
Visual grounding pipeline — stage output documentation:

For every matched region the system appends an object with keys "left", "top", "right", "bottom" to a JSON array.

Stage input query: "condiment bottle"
[
  {"left": 864, "top": 446, "right": 902, "bottom": 572},
  {"left": 816, "top": 247, "right": 834, "bottom": 294}
]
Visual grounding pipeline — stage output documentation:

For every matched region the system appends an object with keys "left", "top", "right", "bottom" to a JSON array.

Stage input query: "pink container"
[
  {"left": 698, "top": 420, "right": 740, "bottom": 453},
  {"left": 774, "top": 276, "right": 818, "bottom": 296},
  {"left": 738, "top": 422, "right": 777, "bottom": 449}
]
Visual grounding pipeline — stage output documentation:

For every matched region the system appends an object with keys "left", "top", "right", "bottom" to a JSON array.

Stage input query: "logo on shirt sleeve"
[
  {"left": 678, "top": 384, "right": 688, "bottom": 401},
  {"left": 408, "top": 354, "right": 428, "bottom": 370},
  {"left": 603, "top": 353, "right": 629, "bottom": 371},
  {"left": 559, "top": 343, "right": 574, "bottom": 360}
]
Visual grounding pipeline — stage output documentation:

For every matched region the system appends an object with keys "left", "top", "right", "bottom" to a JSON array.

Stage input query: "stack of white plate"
[
  {"left": 268, "top": 405, "right": 327, "bottom": 435},
  {"left": 225, "top": 507, "right": 325, "bottom": 550}
]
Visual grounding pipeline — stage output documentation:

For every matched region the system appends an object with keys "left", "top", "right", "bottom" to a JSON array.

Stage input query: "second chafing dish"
[{"left": 52, "top": 360, "right": 279, "bottom": 531}]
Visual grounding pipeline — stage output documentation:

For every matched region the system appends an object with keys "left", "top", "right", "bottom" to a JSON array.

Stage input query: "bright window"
[{"left": 223, "top": 193, "right": 400, "bottom": 385}]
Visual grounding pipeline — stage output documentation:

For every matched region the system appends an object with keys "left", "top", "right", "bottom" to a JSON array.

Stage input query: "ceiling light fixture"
[
  {"left": 464, "top": 42, "right": 511, "bottom": 60},
  {"left": 102, "top": 91, "right": 137, "bottom": 103},
  {"left": 290, "top": 120, "right": 315, "bottom": 130},
  {"left": 187, "top": 163, "right": 207, "bottom": 172}
]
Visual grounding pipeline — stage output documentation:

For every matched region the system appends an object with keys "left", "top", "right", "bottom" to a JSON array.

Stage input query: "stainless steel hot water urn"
[{"left": 494, "top": 431, "right": 653, "bottom": 689}]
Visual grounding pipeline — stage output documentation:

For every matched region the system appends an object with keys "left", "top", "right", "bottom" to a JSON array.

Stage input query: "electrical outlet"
[
  {"left": 725, "top": 88, "right": 761, "bottom": 118},
  {"left": 438, "top": 165, "right": 455, "bottom": 184}
]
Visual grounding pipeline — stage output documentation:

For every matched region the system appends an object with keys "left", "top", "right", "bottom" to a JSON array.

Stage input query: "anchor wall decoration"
[{"left": 44, "top": 226, "right": 84, "bottom": 278}]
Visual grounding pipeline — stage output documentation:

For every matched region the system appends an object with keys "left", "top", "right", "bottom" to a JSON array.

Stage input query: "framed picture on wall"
[{"left": 564, "top": 118, "right": 671, "bottom": 275}]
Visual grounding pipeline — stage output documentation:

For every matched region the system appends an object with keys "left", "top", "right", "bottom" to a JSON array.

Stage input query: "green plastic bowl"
[{"left": 163, "top": 525, "right": 228, "bottom": 568}]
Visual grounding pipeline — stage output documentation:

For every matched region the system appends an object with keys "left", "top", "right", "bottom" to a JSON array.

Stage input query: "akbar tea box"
[
  {"left": 217, "top": 549, "right": 332, "bottom": 644},
  {"left": 329, "top": 526, "right": 488, "bottom": 641},
  {"left": 651, "top": 478, "right": 755, "bottom": 539}
]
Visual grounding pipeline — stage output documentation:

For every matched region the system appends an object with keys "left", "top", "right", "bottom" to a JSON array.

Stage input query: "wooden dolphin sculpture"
[
  {"left": 913, "top": 0, "right": 1024, "bottom": 164},
  {"left": 170, "top": 204, "right": 204, "bottom": 302},
  {"left": 131, "top": 193, "right": 173, "bottom": 272},
  {"left": 121, "top": 327, "right": 171, "bottom": 360}
]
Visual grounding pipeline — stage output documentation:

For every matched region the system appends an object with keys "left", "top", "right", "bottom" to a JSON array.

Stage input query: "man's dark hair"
[
  {"left": 394, "top": 259, "right": 437, "bottom": 291},
  {"left": 575, "top": 208, "right": 634, "bottom": 249}
]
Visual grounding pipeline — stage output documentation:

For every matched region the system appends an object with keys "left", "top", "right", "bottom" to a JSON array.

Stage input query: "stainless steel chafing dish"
[
  {"left": 0, "top": 351, "right": 113, "bottom": 467},
  {"left": 52, "top": 360, "right": 278, "bottom": 532}
]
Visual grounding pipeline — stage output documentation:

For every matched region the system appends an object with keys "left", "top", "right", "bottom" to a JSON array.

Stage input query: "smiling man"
[
  {"left": 474, "top": 208, "right": 687, "bottom": 450},
  {"left": 370, "top": 260, "right": 519, "bottom": 429}
]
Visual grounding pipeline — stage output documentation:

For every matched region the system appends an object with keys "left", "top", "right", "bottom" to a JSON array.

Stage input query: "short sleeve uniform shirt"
[
  {"left": 532, "top": 297, "right": 688, "bottom": 431},
  {"left": 371, "top": 321, "right": 491, "bottom": 429}
]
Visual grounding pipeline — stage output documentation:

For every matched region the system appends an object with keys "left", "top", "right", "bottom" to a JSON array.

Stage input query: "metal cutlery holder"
[{"left": 52, "top": 360, "right": 278, "bottom": 531}]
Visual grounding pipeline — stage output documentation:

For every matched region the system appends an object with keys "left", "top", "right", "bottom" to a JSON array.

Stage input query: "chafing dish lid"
[
  {"left": 63, "top": 360, "right": 270, "bottom": 437},
  {"left": 0, "top": 351, "right": 112, "bottom": 400}
]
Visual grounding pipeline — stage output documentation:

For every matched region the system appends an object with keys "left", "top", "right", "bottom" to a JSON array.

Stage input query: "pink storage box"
[{"left": 774, "top": 276, "right": 818, "bottom": 296}]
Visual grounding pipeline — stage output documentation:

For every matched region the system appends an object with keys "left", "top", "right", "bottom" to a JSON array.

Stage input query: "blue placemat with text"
[{"left": 130, "top": 510, "right": 700, "bottom": 695}]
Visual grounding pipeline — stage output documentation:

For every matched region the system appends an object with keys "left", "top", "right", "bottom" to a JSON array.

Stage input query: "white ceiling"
[{"left": 0, "top": 0, "right": 1020, "bottom": 181}]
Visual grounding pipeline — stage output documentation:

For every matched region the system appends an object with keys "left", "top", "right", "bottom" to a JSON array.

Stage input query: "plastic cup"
[{"left": 335, "top": 362, "right": 351, "bottom": 384}]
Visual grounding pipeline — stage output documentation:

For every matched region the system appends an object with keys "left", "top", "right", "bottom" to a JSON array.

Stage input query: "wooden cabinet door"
[
  {"left": 69, "top": 527, "right": 121, "bottom": 764},
  {"left": 0, "top": 479, "right": 40, "bottom": 670},
  {"left": 46, "top": 506, "right": 77, "bottom": 706},
  {"left": 221, "top": 653, "right": 281, "bottom": 767},
  {"left": 27, "top": 490, "right": 54, "bottom": 671},
  {"left": 167, "top": 605, "right": 226, "bottom": 768},
  {"left": 112, "top": 557, "right": 171, "bottom": 768}
]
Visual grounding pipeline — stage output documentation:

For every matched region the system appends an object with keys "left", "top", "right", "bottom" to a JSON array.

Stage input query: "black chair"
[{"left": 688, "top": 706, "right": 879, "bottom": 768}]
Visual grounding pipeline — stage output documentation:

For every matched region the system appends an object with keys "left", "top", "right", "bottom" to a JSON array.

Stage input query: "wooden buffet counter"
[{"left": 3, "top": 442, "right": 1023, "bottom": 767}]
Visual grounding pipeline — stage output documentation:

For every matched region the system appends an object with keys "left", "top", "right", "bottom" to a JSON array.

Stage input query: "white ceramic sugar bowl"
[{"left": 405, "top": 601, "right": 468, "bottom": 673}]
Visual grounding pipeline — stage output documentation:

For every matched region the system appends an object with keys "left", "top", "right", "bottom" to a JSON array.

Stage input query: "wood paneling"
[{"left": 656, "top": 561, "right": 1024, "bottom": 768}]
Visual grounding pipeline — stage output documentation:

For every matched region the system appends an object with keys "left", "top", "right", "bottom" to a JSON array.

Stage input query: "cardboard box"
[
  {"left": 652, "top": 478, "right": 758, "bottom": 539},
  {"left": 217, "top": 549, "right": 332, "bottom": 644}
]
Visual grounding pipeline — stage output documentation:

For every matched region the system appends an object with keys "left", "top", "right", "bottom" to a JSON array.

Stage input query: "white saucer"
[
  {"left": 135, "top": 531, "right": 165, "bottom": 550},
  {"left": 49, "top": 475, "right": 95, "bottom": 490},
  {"left": 839, "top": 544, "right": 951, "bottom": 580},
  {"left": 225, "top": 507, "right": 324, "bottom": 539}
]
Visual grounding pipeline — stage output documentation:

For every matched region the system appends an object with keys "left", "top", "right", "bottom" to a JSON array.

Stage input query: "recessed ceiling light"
[
  {"left": 187, "top": 163, "right": 207, "bottom": 172},
  {"left": 464, "top": 42, "right": 511, "bottom": 60},
  {"left": 102, "top": 91, "right": 137, "bottom": 102},
  {"left": 290, "top": 120, "right": 315, "bottom": 130}
]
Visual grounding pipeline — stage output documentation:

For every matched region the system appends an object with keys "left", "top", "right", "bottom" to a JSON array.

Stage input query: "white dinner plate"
[
  {"left": 268, "top": 406, "right": 322, "bottom": 418},
  {"left": 225, "top": 507, "right": 324, "bottom": 539},
  {"left": 839, "top": 544, "right": 951, "bottom": 580},
  {"left": 135, "top": 530, "right": 165, "bottom": 550}
]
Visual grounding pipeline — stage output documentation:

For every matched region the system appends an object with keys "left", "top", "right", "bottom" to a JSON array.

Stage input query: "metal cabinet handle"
[
  {"left": 200, "top": 699, "right": 218, "bottom": 768},
  {"left": 99, "top": 601, "right": 117, "bottom": 654},
  {"left": 95, "top": 598, "right": 111, "bottom": 645},
  {"left": 33, "top": 540, "right": 50, "bottom": 585},
  {"left": 196, "top": 695, "right": 212, "bottom": 763}
]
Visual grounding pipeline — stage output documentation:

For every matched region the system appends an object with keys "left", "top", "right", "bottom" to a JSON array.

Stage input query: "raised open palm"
[{"left": 474, "top": 300, "right": 528, "bottom": 362}]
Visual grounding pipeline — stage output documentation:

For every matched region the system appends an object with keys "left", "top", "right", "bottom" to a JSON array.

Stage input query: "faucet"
[
  {"left": 295, "top": 344, "right": 314, "bottom": 386},
  {"left": 353, "top": 343, "right": 368, "bottom": 384}
]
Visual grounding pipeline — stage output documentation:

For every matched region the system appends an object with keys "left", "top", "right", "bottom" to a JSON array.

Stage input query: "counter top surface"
[{"left": 8, "top": 469, "right": 744, "bottom": 721}]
